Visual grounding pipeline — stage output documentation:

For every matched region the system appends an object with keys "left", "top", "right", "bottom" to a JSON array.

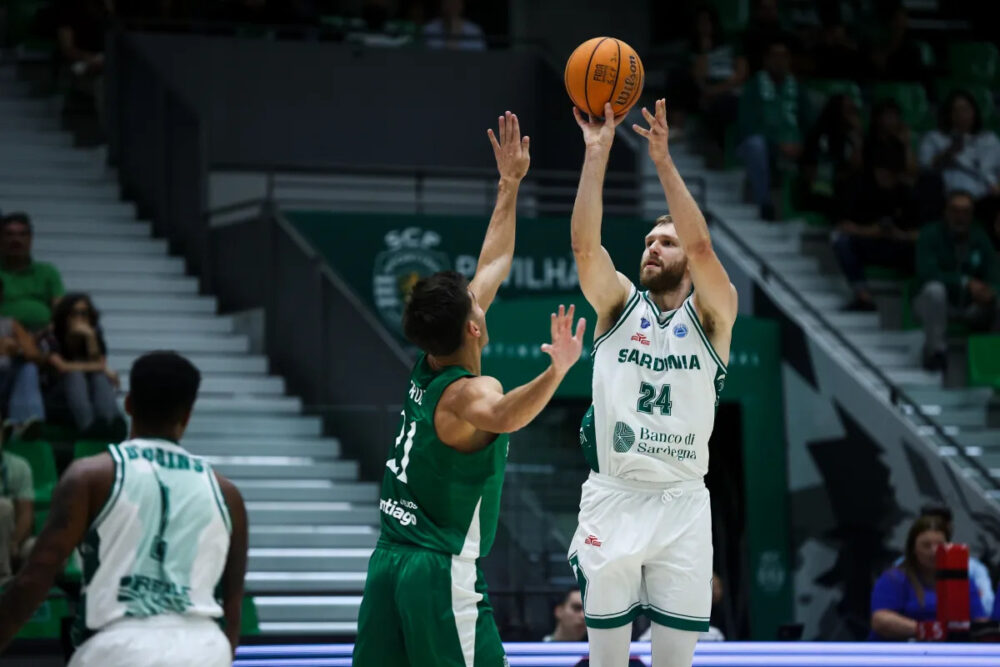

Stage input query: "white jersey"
[
  {"left": 580, "top": 286, "right": 728, "bottom": 483},
  {"left": 72, "top": 439, "right": 232, "bottom": 647}
]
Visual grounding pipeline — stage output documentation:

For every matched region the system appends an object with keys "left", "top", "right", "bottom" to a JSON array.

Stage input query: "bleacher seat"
[
  {"left": 4, "top": 439, "right": 59, "bottom": 508},
  {"left": 948, "top": 42, "right": 999, "bottom": 85},
  {"left": 73, "top": 439, "right": 110, "bottom": 460},
  {"left": 968, "top": 335, "right": 1000, "bottom": 390},
  {"left": 871, "top": 82, "right": 932, "bottom": 131}
]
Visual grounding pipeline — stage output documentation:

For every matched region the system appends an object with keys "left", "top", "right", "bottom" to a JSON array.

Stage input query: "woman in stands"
[
  {"left": 41, "top": 294, "right": 124, "bottom": 439},
  {"left": 870, "top": 515, "right": 986, "bottom": 640}
]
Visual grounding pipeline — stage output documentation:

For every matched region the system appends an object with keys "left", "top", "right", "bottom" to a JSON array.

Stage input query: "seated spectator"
[
  {"left": 422, "top": 0, "right": 485, "bottom": 51},
  {"left": 800, "top": 93, "right": 864, "bottom": 217},
  {"left": 868, "top": 2, "right": 929, "bottom": 83},
  {"left": 349, "top": 0, "right": 413, "bottom": 48},
  {"left": 832, "top": 141, "right": 920, "bottom": 311},
  {"left": 866, "top": 100, "right": 918, "bottom": 184},
  {"left": 810, "top": 3, "right": 865, "bottom": 79},
  {"left": 0, "top": 213, "right": 65, "bottom": 334},
  {"left": 41, "top": 294, "right": 123, "bottom": 438},
  {"left": 688, "top": 4, "right": 748, "bottom": 150},
  {"left": 55, "top": 0, "right": 114, "bottom": 121},
  {"left": 913, "top": 504, "right": 994, "bottom": 613},
  {"left": 742, "top": 0, "right": 795, "bottom": 74},
  {"left": 870, "top": 515, "right": 986, "bottom": 640},
  {"left": 0, "top": 422, "right": 35, "bottom": 584},
  {"left": 918, "top": 91, "right": 1000, "bottom": 219},
  {"left": 738, "top": 35, "right": 805, "bottom": 220},
  {"left": 543, "top": 588, "right": 586, "bottom": 642},
  {"left": 0, "top": 277, "right": 45, "bottom": 441},
  {"left": 914, "top": 190, "right": 1000, "bottom": 370}
]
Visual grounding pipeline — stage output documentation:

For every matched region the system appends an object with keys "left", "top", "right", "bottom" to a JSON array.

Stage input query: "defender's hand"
[
  {"left": 574, "top": 103, "right": 625, "bottom": 153},
  {"left": 632, "top": 98, "right": 671, "bottom": 165},
  {"left": 541, "top": 304, "right": 586, "bottom": 377},
  {"left": 488, "top": 111, "right": 530, "bottom": 183}
]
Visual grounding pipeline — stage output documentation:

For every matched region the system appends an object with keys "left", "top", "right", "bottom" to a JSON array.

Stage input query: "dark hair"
[
  {"left": 946, "top": 189, "right": 975, "bottom": 208},
  {"left": 52, "top": 293, "right": 101, "bottom": 349},
  {"left": 919, "top": 503, "right": 953, "bottom": 525},
  {"left": 690, "top": 4, "right": 724, "bottom": 52},
  {"left": 871, "top": 137, "right": 906, "bottom": 172},
  {"left": 901, "top": 515, "right": 950, "bottom": 606},
  {"left": 557, "top": 588, "right": 580, "bottom": 607},
  {"left": 402, "top": 271, "right": 472, "bottom": 356},
  {"left": 129, "top": 351, "right": 201, "bottom": 430},
  {"left": 0, "top": 212, "right": 32, "bottom": 233},
  {"left": 939, "top": 89, "right": 982, "bottom": 134}
]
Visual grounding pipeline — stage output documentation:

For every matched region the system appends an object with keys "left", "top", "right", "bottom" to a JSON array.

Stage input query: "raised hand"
[
  {"left": 541, "top": 304, "right": 586, "bottom": 376},
  {"left": 631, "top": 98, "right": 670, "bottom": 165},
  {"left": 573, "top": 102, "right": 626, "bottom": 153},
  {"left": 488, "top": 111, "right": 531, "bottom": 183}
]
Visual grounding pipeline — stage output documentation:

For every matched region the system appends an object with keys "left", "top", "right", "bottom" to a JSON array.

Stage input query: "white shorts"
[
  {"left": 567, "top": 471, "right": 713, "bottom": 632},
  {"left": 68, "top": 615, "right": 232, "bottom": 667}
]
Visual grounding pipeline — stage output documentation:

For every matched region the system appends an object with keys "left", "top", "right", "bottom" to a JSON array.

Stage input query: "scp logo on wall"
[{"left": 373, "top": 228, "right": 450, "bottom": 332}]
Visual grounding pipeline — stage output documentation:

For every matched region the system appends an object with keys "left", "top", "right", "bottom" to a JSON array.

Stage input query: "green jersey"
[{"left": 378, "top": 355, "right": 509, "bottom": 558}]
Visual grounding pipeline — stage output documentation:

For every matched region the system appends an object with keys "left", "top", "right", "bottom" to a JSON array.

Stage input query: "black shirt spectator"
[
  {"left": 800, "top": 93, "right": 865, "bottom": 217},
  {"left": 811, "top": 3, "right": 865, "bottom": 79},
  {"left": 868, "top": 3, "right": 929, "bottom": 82}
]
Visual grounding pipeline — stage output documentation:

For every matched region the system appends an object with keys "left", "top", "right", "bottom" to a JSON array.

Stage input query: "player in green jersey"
[{"left": 353, "top": 112, "right": 586, "bottom": 667}]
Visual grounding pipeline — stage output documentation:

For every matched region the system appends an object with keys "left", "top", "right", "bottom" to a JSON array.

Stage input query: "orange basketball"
[{"left": 564, "top": 37, "right": 645, "bottom": 119}]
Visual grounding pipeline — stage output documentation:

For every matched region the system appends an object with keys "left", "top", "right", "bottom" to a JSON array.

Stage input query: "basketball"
[{"left": 564, "top": 37, "right": 645, "bottom": 119}]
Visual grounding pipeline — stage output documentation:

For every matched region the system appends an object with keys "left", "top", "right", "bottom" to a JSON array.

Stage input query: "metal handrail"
[{"left": 704, "top": 209, "right": 998, "bottom": 492}]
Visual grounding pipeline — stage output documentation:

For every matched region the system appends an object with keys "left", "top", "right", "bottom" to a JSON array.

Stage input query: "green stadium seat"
[
  {"left": 242, "top": 596, "right": 261, "bottom": 636},
  {"left": 3, "top": 440, "right": 58, "bottom": 507},
  {"left": 871, "top": 82, "right": 932, "bottom": 131},
  {"left": 74, "top": 439, "right": 111, "bottom": 460},
  {"left": 14, "top": 592, "right": 70, "bottom": 640},
  {"left": 948, "top": 42, "right": 999, "bottom": 84},
  {"left": 40, "top": 422, "right": 79, "bottom": 443},
  {"left": 968, "top": 335, "right": 1000, "bottom": 390}
]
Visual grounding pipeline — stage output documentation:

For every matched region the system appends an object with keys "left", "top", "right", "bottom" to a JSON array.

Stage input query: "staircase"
[
  {"left": 0, "top": 65, "right": 374, "bottom": 634},
  {"left": 652, "top": 139, "right": 1000, "bottom": 496}
]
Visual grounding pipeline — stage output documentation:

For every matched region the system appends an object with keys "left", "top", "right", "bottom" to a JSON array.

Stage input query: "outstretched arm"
[
  {"left": 633, "top": 99, "right": 738, "bottom": 332},
  {"left": 469, "top": 111, "right": 531, "bottom": 313},
  {"left": 570, "top": 103, "right": 633, "bottom": 334},
  {"left": 442, "top": 305, "right": 585, "bottom": 445}
]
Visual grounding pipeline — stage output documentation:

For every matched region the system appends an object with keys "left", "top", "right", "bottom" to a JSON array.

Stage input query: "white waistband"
[
  {"left": 101, "top": 614, "right": 221, "bottom": 633},
  {"left": 587, "top": 470, "right": 705, "bottom": 494}
]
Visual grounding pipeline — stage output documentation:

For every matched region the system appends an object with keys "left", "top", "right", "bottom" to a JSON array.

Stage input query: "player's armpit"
[
  {"left": 216, "top": 474, "right": 249, "bottom": 656},
  {"left": 0, "top": 459, "right": 97, "bottom": 650}
]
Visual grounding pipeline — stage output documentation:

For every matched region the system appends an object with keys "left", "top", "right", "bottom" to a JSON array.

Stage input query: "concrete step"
[
  {"left": 187, "top": 414, "right": 321, "bottom": 437},
  {"left": 235, "top": 481, "right": 375, "bottom": 503},
  {"left": 822, "top": 312, "right": 882, "bottom": 331},
  {"left": 189, "top": 396, "right": 303, "bottom": 414},
  {"left": 0, "top": 180, "right": 115, "bottom": 199},
  {"left": 891, "top": 368, "right": 944, "bottom": 387},
  {"left": 245, "top": 571, "right": 366, "bottom": 594},
  {"left": 0, "top": 116, "right": 60, "bottom": 132},
  {"left": 256, "top": 621, "right": 357, "bottom": 635},
  {"left": 121, "top": 373, "right": 283, "bottom": 395},
  {"left": 0, "top": 131, "right": 73, "bottom": 148},
  {"left": 243, "top": 500, "right": 376, "bottom": 524},
  {"left": 106, "top": 332, "right": 248, "bottom": 354},
  {"left": 64, "top": 273, "right": 199, "bottom": 294},
  {"left": 250, "top": 525, "right": 378, "bottom": 549},
  {"left": 31, "top": 220, "right": 151, "bottom": 237},
  {"left": 845, "top": 331, "right": 916, "bottom": 352},
  {"left": 107, "top": 353, "right": 263, "bottom": 374},
  {"left": 0, "top": 199, "right": 134, "bottom": 217},
  {"left": 254, "top": 596, "right": 362, "bottom": 622},
  {"left": 36, "top": 255, "right": 180, "bottom": 275},
  {"left": 934, "top": 408, "right": 991, "bottom": 429},
  {"left": 951, "top": 430, "right": 1000, "bottom": 449},
  {"left": 35, "top": 236, "right": 167, "bottom": 254},
  {"left": 902, "top": 387, "right": 994, "bottom": 410},
  {"left": 187, "top": 437, "right": 339, "bottom": 457},
  {"left": 92, "top": 293, "right": 217, "bottom": 314},
  {"left": 215, "top": 461, "right": 358, "bottom": 481},
  {"left": 0, "top": 97, "right": 54, "bottom": 113},
  {"left": 248, "top": 548, "right": 373, "bottom": 572},
  {"left": 101, "top": 314, "right": 233, "bottom": 334}
]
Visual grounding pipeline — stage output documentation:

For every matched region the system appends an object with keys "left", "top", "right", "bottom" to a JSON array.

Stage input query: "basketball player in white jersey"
[
  {"left": 0, "top": 351, "right": 248, "bottom": 667},
  {"left": 567, "top": 99, "right": 737, "bottom": 667}
]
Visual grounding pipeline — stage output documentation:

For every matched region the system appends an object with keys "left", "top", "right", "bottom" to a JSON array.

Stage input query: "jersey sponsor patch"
[
  {"left": 379, "top": 497, "right": 418, "bottom": 527},
  {"left": 631, "top": 332, "right": 651, "bottom": 346},
  {"left": 613, "top": 421, "right": 635, "bottom": 453},
  {"left": 584, "top": 534, "right": 603, "bottom": 547}
]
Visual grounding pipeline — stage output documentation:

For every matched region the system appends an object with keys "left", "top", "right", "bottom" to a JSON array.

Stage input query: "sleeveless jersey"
[
  {"left": 378, "top": 355, "right": 509, "bottom": 559},
  {"left": 72, "top": 439, "right": 232, "bottom": 646},
  {"left": 580, "top": 286, "right": 728, "bottom": 482}
]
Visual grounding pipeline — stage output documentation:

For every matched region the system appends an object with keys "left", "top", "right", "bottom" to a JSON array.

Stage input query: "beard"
[{"left": 639, "top": 257, "right": 687, "bottom": 293}]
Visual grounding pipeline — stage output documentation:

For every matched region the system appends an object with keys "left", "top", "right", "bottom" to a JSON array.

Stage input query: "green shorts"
[{"left": 353, "top": 541, "right": 507, "bottom": 667}]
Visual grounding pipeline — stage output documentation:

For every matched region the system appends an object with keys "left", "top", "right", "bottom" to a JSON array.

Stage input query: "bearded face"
[{"left": 639, "top": 223, "right": 689, "bottom": 292}]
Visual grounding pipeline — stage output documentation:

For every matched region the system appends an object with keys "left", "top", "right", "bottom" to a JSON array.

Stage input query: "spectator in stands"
[
  {"left": 810, "top": 3, "right": 865, "bottom": 79},
  {"left": 688, "top": 4, "right": 748, "bottom": 151},
  {"left": 918, "top": 91, "right": 1000, "bottom": 219},
  {"left": 914, "top": 190, "right": 1000, "bottom": 371},
  {"left": 55, "top": 0, "right": 114, "bottom": 121},
  {"left": 738, "top": 35, "right": 805, "bottom": 220},
  {"left": 868, "top": 2, "right": 929, "bottom": 83},
  {"left": 870, "top": 515, "right": 986, "bottom": 640},
  {"left": 42, "top": 294, "right": 123, "bottom": 438},
  {"left": 832, "top": 140, "right": 920, "bottom": 312},
  {"left": 865, "top": 100, "right": 918, "bottom": 184},
  {"left": 543, "top": 589, "right": 586, "bottom": 642},
  {"left": 914, "top": 504, "right": 994, "bottom": 613},
  {"left": 742, "top": 0, "right": 793, "bottom": 73},
  {"left": 0, "top": 213, "right": 65, "bottom": 334},
  {"left": 0, "top": 421, "right": 35, "bottom": 585},
  {"left": 0, "top": 277, "right": 45, "bottom": 442},
  {"left": 800, "top": 93, "right": 865, "bottom": 218},
  {"left": 422, "top": 0, "right": 486, "bottom": 51}
]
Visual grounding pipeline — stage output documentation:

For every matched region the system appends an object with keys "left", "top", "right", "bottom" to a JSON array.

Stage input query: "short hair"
[
  {"left": 557, "top": 588, "right": 580, "bottom": 606},
  {"left": 402, "top": 271, "right": 472, "bottom": 356},
  {"left": 652, "top": 214, "right": 674, "bottom": 229},
  {"left": 128, "top": 351, "right": 201, "bottom": 430},
  {"left": 919, "top": 503, "right": 953, "bottom": 524},
  {"left": 0, "top": 212, "right": 32, "bottom": 233},
  {"left": 939, "top": 89, "right": 982, "bottom": 134},
  {"left": 946, "top": 189, "right": 975, "bottom": 207}
]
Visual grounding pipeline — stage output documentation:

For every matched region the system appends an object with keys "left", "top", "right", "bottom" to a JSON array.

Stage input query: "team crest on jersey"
[
  {"left": 373, "top": 227, "right": 450, "bottom": 333},
  {"left": 640, "top": 317, "right": 651, "bottom": 329},
  {"left": 613, "top": 421, "right": 635, "bottom": 452},
  {"left": 673, "top": 323, "right": 689, "bottom": 338}
]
